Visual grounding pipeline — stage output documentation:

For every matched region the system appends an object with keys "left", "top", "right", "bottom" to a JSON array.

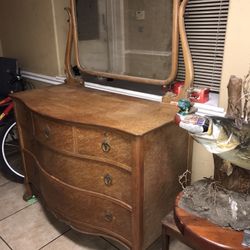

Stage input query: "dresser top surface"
[{"left": 12, "top": 85, "right": 178, "bottom": 135}]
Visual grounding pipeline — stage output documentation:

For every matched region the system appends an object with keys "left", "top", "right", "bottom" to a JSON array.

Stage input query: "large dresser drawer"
[
  {"left": 33, "top": 115, "right": 74, "bottom": 152},
  {"left": 75, "top": 126, "right": 133, "bottom": 167},
  {"left": 37, "top": 145, "right": 132, "bottom": 205},
  {"left": 40, "top": 170, "right": 132, "bottom": 242}
]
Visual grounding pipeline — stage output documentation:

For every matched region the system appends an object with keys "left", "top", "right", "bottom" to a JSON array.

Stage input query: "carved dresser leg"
[{"left": 23, "top": 181, "right": 33, "bottom": 201}]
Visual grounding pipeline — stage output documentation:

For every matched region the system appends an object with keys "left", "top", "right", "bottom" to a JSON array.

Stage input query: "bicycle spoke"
[
  {"left": 5, "top": 150, "right": 20, "bottom": 156},
  {"left": 4, "top": 143, "right": 20, "bottom": 148}
]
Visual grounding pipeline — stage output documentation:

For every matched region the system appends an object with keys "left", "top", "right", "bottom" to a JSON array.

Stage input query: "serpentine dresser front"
[{"left": 12, "top": 84, "right": 189, "bottom": 250}]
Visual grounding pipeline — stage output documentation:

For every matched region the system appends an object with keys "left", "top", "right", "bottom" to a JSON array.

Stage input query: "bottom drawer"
[{"left": 39, "top": 169, "right": 132, "bottom": 242}]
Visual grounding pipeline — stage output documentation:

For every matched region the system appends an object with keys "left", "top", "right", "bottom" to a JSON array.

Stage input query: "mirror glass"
[{"left": 75, "top": 0, "right": 173, "bottom": 81}]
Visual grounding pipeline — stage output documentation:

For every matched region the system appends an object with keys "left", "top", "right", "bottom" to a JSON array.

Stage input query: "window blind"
[{"left": 176, "top": 0, "right": 230, "bottom": 93}]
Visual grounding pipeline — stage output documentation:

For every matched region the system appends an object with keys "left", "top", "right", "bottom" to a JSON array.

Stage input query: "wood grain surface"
[{"left": 12, "top": 85, "right": 177, "bottom": 135}]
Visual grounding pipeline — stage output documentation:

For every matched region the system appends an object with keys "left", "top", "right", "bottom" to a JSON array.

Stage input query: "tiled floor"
[{"left": 0, "top": 172, "right": 192, "bottom": 250}]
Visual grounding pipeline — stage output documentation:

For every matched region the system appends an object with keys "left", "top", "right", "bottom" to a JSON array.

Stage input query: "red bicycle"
[
  {"left": 0, "top": 57, "right": 33, "bottom": 182},
  {"left": 0, "top": 96, "right": 24, "bottom": 182}
]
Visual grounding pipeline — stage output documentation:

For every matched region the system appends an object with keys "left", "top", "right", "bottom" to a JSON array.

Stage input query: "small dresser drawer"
[
  {"left": 75, "top": 126, "right": 133, "bottom": 167},
  {"left": 40, "top": 171, "right": 132, "bottom": 242},
  {"left": 37, "top": 145, "right": 132, "bottom": 205},
  {"left": 33, "top": 115, "right": 74, "bottom": 152}
]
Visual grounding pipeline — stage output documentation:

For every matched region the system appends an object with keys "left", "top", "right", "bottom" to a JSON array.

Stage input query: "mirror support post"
[
  {"left": 162, "top": 0, "right": 181, "bottom": 86},
  {"left": 65, "top": 5, "right": 84, "bottom": 85},
  {"left": 163, "top": 0, "right": 194, "bottom": 102},
  {"left": 64, "top": 7, "right": 78, "bottom": 84},
  {"left": 179, "top": 0, "right": 194, "bottom": 91},
  {"left": 70, "top": 0, "right": 83, "bottom": 73}
]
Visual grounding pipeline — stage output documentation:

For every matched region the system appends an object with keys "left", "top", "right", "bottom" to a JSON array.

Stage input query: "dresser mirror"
[
  {"left": 66, "top": 0, "right": 192, "bottom": 99},
  {"left": 69, "top": 0, "right": 192, "bottom": 87}
]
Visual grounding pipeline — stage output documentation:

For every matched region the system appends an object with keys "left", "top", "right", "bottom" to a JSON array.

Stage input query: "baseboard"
[{"left": 21, "top": 71, "right": 65, "bottom": 85}]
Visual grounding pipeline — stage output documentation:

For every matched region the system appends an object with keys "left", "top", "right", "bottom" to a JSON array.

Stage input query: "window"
[{"left": 176, "top": 0, "right": 230, "bottom": 93}]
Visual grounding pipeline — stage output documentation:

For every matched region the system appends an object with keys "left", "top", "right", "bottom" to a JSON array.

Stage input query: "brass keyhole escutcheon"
[
  {"left": 44, "top": 125, "right": 51, "bottom": 139},
  {"left": 104, "top": 174, "right": 112, "bottom": 186},
  {"left": 104, "top": 212, "right": 113, "bottom": 222},
  {"left": 101, "top": 141, "right": 111, "bottom": 153}
]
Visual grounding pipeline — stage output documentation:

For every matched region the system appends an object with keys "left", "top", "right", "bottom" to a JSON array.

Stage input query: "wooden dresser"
[{"left": 12, "top": 84, "right": 189, "bottom": 249}]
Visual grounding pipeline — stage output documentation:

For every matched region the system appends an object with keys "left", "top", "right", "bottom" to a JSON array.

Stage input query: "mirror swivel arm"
[
  {"left": 64, "top": 7, "right": 83, "bottom": 85},
  {"left": 163, "top": 0, "right": 194, "bottom": 103},
  {"left": 64, "top": 7, "right": 78, "bottom": 84},
  {"left": 179, "top": 0, "right": 194, "bottom": 92}
]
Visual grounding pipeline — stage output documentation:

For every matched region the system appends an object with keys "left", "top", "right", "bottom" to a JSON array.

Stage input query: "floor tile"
[
  {"left": 42, "top": 230, "right": 117, "bottom": 250},
  {"left": 0, "top": 181, "right": 29, "bottom": 220},
  {"left": 0, "top": 237, "right": 11, "bottom": 250},
  {"left": 0, "top": 172, "right": 10, "bottom": 186},
  {"left": 0, "top": 202, "right": 69, "bottom": 250}
]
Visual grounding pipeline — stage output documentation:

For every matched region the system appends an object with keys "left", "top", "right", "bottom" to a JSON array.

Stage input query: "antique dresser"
[
  {"left": 12, "top": 0, "right": 192, "bottom": 249},
  {"left": 12, "top": 85, "right": 188, "bottom": 249}
]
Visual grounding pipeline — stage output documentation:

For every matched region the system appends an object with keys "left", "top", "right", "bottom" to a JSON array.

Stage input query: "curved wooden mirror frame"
[{"left": 65, "top": 0, "right": 193, "bottom": 100}]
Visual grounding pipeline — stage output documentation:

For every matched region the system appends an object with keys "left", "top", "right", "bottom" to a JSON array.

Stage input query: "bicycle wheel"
[{"left": 0, "top": 120, "right": 24, "bottom": 182}]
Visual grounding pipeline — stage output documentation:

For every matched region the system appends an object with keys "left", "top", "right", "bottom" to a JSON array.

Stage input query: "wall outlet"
[{"left": 135, "top": 10, "right": 145, "bottom": 20}]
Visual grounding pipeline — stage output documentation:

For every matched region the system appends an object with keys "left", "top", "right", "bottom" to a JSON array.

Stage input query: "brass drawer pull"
[
  {"left": 104, "top": 212, "right": 113, "bottom": 222},
  {"left": 104, "top": 174, "right": 112, "bottom": 186},
  {"left": 101, "top": 142, "right": 111, "bottom": 152},
  {"left": 44, "top": 126, "right": 51, "bottom": 139}
]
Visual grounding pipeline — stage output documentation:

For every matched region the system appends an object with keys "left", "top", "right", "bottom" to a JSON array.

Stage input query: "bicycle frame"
[{"left": 0, "top": 97, "right": 14, "bottom": 122}]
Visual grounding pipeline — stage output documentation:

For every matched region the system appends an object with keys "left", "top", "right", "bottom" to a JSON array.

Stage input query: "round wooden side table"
[{"left": 174, "top": 192, "right": 247, "bottom": 250}]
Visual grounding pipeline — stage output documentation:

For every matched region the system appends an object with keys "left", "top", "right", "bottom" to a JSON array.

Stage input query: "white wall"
[
  {"left": 0, "top": 0, "right": 68, "bottom": 76},
  {"left": 219, "top": 0, "right": 250, "bottom": 109}
]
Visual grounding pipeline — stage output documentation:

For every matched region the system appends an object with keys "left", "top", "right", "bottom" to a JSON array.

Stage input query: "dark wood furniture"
[
  {"left": 162, "top": 193, "right": 245, "bottom": 250},
  {"left": 12, "top": 85, "right": 189, "bottom": 249}
]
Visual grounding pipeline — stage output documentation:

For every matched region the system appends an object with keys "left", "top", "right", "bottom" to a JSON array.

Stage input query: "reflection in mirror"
[{"left": 75, "top": 0, "right": 173, "bottom": 81}]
